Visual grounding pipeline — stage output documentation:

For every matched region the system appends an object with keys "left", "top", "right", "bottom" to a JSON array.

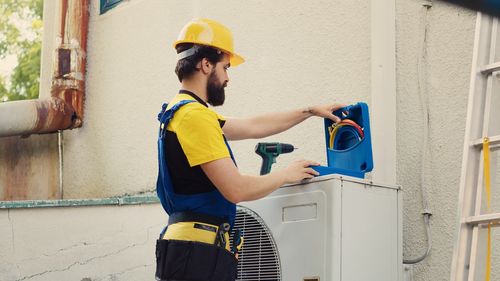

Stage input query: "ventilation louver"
[{"left": 230, "top": 206, "right": 281, "bottom": 281}]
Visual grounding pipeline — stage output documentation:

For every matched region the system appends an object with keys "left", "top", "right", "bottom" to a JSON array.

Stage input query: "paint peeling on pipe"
[
  {"left": 0, "top": 0, "right": 89, "bottom": 138},
  {"left": 0, "top": 98, "right": 74, "bottom": 137}
]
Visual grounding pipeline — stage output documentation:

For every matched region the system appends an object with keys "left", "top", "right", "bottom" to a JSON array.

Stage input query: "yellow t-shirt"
[
  {"left": 163, "top": 90, "right": 231, "bottom": 194},
  {"left": 166, "top": 93, "right": 230, "bottom": 166}
]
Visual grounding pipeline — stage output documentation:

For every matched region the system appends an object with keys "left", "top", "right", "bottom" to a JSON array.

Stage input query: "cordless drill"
[{"left": 255, "top": 142, "right": 296, "bottom": 175}]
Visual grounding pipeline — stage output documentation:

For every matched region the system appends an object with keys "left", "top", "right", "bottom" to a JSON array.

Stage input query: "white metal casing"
[{"left": 240, "top": 174, "right": 403, "bottom": 281}]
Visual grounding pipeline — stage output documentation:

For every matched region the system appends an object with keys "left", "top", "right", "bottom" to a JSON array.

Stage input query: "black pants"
[{"left": 155, "top": 239, "right": 237, "bottom": 281}]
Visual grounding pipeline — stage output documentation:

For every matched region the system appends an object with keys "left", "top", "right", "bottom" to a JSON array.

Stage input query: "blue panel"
[
  {"left": 442, "top": 0, "right": 500, "bottom": 17},
  {"left": 312, "top": 102, "right": 374, "bottom": 178},
  {"left": 100, "top": 0, "right": 123, "bottom": 15}
]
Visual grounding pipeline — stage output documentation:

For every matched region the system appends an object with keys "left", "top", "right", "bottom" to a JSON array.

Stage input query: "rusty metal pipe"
[
  {"left": 52, "top": 0, "right": 88, "bottom": 127},
  {"left": 0, "top": 98, "right": 74, "bottom": 137},
  {"left": 0, "top": 0, "right": 88, "bottom": 138}
]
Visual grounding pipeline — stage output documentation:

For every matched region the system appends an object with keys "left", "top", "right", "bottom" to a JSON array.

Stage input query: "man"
[{"left": 155, "top": 18, "right": 343, "bottom": 281}]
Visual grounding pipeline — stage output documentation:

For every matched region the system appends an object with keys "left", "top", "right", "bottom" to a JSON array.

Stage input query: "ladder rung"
[
  {"left": 481, "top": 61, "right": 500, "bottom": 74},
  {"left": 471, "top": 135, "right": 500, "bottom": 148},
  {"left": 465, "top": 213, "right": 500, "bottom": 225}
]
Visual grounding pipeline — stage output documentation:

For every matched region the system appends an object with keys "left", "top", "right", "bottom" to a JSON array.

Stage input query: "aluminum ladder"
[{"left": 450, "top": 12, "right": 500, "bottom": 281}]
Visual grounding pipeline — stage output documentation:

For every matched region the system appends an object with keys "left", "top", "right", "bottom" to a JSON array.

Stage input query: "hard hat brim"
[{"left": 230, "top": 53, "right": 245, "bottom": 67}]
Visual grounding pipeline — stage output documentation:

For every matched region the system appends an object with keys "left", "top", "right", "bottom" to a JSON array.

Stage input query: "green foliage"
[{"left": 0, "top": 0, "right": 43, "bottom": 102}]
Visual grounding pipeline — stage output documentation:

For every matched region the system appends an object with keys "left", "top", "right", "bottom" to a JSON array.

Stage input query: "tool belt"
[{"left": 155, "top": 212, "right": 241, "bottom": 281}]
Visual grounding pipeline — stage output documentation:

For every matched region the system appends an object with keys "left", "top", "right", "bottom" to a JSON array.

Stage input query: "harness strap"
[
  {"left": 158, "top": 100, "right": 196, "bottom": 138},
  {"left": 168, "top": 211, "right": 228, "bottom": 227}
]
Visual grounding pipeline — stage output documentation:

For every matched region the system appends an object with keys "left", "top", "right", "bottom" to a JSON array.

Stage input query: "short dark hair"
[{"left": 175, "top": 43, "right": 225, "bottom": 82}]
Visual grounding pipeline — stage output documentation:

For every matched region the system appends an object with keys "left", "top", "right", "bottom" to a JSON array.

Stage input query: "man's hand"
[
  {"left": 279, "top": 159, "right": 321, "bottom": 184},
  {"left": 306, "top": 103, "right": 346, "bottom": 123}
]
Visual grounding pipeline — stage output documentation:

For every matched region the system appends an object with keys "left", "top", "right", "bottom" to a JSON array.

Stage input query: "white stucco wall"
[
  {"left": 0, "top": 203, "right": 164, "bottom": 280},
  {"left": 397, "top": 1, "right": 500, "bottom": 280},
  {"left": 62, "top": 0, "right": 371, "bottom": 198},
  {"left": 2, "top": 0, "right": 499, "bottom": 281}
]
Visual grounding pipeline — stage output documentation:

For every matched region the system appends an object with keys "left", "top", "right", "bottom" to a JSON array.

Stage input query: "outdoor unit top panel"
[{"left": 282, "top": 173, "right": 401, "bottom": 191}]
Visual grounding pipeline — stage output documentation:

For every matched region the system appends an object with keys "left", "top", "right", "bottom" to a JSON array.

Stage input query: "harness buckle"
[{"left": 215, "top": 222, "right": 230, "bottom": 248}]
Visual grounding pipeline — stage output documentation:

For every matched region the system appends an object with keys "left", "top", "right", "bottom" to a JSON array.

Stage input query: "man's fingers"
[
  {"left": 297, "top": 160, "right": 321, "bottom": 176},
  {"left": 329, "top": 113, "right": 341, "bottom": 123},
  {"left": 303, "top": 174, "right": 315, "bottom": 180},
  {"left": 329, "top": 104, "right": 346, "bottom": 123},
  {"left": 305, "top": 167, "right": 319, "bottom": 176},
  {"left": 299, "top": 160, "right": 320, "bottom": 167}
]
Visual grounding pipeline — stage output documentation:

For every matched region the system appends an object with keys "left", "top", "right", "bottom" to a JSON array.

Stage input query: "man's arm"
[
  {"left": 222, "top": 103, "right": 344, "bottom": 140},
  {"left": 201, "top": 157, "right": 320, "bottom": 203}
]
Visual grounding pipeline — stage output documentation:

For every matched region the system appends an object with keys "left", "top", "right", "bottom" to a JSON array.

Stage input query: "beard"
[{"left": 206, "top": 71, "right": 226, "bottom": 107}]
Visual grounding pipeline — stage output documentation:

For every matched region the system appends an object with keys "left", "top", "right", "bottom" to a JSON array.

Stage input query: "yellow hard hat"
[{"left": 174, "top": 18, "right": 245, "bottom": 67}]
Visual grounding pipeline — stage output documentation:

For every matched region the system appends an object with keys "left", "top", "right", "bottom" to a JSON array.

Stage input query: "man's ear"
[{"left": 200, "top": 58, "right": 213, "bottom": 74}]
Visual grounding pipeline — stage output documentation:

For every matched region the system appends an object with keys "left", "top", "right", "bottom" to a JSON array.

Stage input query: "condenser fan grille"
[{"left": 230, "top": 206, "right": 281, "bottom": 281}]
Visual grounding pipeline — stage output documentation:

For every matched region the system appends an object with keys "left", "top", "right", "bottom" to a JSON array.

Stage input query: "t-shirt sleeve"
[
  {"left": 176, "top": 108, "right": 230, "bottom": 167},
  {"left": 214, "top": 111, "right": 226, "bottom": 127}
]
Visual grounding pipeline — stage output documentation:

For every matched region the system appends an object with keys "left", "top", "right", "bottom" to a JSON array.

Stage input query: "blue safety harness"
[{"left": 156, "top": 100, "right": 237, "bottom": 226}]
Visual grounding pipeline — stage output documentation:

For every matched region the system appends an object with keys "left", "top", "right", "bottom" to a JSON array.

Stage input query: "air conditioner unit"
[{"left": 233, "top": 174, "right": 402, "bottom": 281}]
